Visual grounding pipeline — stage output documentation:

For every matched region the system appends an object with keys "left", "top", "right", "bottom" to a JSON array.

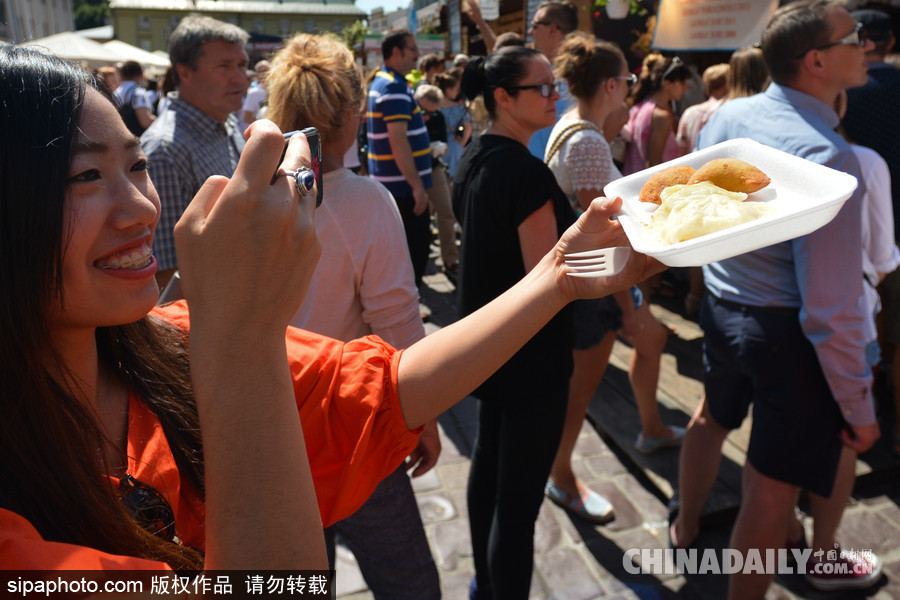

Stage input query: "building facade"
[
  {"left": 1, "top": 0, "right": 74, "bottom": 43},
  {"left": 109, "top": 0, "right": 366, "bottom": 52}
]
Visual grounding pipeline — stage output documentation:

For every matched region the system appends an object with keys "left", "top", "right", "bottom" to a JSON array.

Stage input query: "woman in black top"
[{"left": 452, "top": 46, "right": 576, "bottom": 600}]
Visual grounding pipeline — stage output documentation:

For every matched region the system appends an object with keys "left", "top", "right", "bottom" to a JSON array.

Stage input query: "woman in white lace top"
[{"left": 543, "top": 34, "right": 685, "bottom": 526}]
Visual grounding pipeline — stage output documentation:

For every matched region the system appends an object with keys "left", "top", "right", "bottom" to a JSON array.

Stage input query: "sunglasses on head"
[
  {"left": 119, "top": 474, "right": 176, "bottom": 542},
  {"left": 662, "top": 56, "right": 684, "bottom": 80},
  {"left": 795, "top": 22, "right": 868, "bottom": 59}
]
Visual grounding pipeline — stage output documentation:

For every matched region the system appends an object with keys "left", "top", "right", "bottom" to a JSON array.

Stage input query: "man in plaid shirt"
[{"left": 142, "top": 15, "right": 250, "bottom": 288}]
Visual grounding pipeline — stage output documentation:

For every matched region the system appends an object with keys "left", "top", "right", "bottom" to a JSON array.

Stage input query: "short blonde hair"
[
  {"left": 414, "top": 84, "right": 443, "bottom": 106},
  {"left": 701, "top": 63, "right": 730, "bottom": 94},
  {"left": 265, "top": 34, "right": 365, "bottom": 142}
]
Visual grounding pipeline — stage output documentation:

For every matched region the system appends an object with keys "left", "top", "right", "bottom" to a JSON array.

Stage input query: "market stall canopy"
[
  {"left": 20, "top": 31, "right": 121, "bottom": 67},
  {"left": 104, "top": 39, "right": 171, "bottom": 70},
  {"left": 652, "top": 0, "right": 778, "bottom": 51}
]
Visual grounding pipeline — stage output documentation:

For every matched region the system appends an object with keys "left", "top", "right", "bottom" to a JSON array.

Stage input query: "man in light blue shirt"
[
  {"left": 670, "top": 1, "right": 882, "bottom": 597},
  {"left": 526, "top": 0, "right": 577, "bottom": 159}
]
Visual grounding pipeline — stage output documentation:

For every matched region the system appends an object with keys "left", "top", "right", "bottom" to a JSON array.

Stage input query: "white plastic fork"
[{"left": 563, "top": 247, "right": 631, "bottom": 278}]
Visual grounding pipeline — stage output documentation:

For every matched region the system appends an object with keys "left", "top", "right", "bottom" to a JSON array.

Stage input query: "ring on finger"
[{"left": 283, "top": 166, "right": 316, "bottom": 199}]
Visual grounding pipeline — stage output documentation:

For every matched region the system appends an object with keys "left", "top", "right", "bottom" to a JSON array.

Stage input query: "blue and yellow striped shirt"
[{"left": 366, "top": 66, "right": 433, "bottom": 197}]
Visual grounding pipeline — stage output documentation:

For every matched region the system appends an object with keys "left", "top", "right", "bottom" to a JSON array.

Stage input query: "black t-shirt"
[
  {"left": 423, "top": 110, "right": 448, "bottom": 143},
  {"left": 423, "top": 110, "right": 447, "bottom": 168},
  {"left": 452, "top": 134, "right": 576, "bottom": 399}
]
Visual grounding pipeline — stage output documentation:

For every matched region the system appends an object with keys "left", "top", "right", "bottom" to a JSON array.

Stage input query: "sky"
[{"left": 354, "top": 0, "right": 411, "bottom": 17}]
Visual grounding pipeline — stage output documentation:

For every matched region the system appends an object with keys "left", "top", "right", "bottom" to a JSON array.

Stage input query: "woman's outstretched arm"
[{"left": 397, "top": 196, "right": 663, "bottom": 428}]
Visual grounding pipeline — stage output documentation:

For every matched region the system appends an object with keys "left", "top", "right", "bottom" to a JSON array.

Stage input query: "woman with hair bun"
[
  {"left": 452, "top": 46, "right": 576, "bottom": 600},
  {"left": 623, "top": 52, "right": 690, "bottom": 174},
  {"left": 265, "top": 33, "right": 442, "bottom": 599},
  {"left": 543, "top": 34, "right": 683, "bottom": 527}
]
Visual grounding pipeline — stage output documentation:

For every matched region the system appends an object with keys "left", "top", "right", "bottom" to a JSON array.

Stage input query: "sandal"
[
  {"left": 545, "top": 480, "right": 614, "bottom": 525},
  {"left": 635, "top": 426, "right": 686, "bottom": 455}
]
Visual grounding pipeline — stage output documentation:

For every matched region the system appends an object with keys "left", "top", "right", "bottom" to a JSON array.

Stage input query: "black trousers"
[
  {"left": 393, "top": 194, "right": 431, "bottom": 287},
  {"left": 467, "top": 380, "right": 569, "bottom": 599}
]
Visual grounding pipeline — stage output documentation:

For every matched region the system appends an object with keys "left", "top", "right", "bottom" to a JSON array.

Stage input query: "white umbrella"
[
  {"left": 104, "top": 40, "right": 171, "bottom": 70},
  {"left": 20, "top": 31, "right": 120, "bottom": 67}
]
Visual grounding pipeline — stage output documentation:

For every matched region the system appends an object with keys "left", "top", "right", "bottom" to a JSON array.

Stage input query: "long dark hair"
[
  {"left": 0, "top": 45, "right": 204, "bottom": 570},
  {"left": 459, "top": 46, "right": 543, "bottom": 119}
]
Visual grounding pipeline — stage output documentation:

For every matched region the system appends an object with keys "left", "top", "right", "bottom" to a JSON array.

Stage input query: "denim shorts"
[
  {"left": 572, "top": 286, "right": 643, "bottom": 350},
  {"left": 700, "top": 294, "right": 844, "bottom": 498}
]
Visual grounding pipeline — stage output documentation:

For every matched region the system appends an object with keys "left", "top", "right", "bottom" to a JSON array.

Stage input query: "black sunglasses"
[
  {"left": 795, "top": 22, "right": 868, "bottom": 59},
  {"left": 506, "top": 81, "right": 560, "bottom": 98},
  {"left": 119, "top": 474, "right": 176, "bottom": 542},
  {"left": 530, "top": 20, "right": 554, "bottom": 29}
]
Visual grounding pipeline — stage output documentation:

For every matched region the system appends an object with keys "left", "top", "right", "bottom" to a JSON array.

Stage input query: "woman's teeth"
[{"left": 96, "top": 244, "right": 152, "bottom": 270}]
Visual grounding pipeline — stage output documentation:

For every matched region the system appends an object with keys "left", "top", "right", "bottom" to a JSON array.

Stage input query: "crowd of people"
[{"left": 2, "top": 0, "right": 898, "bottom": 599}]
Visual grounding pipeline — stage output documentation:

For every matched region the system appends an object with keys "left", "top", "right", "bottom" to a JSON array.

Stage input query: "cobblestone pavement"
[{"left": 334, "top": 265, "right": 900, "bottom": 600}]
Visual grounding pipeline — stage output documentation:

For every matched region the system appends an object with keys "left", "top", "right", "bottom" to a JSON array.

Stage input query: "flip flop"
[{"left": 544, "top": 480, "right": 615, "bottom": 525}]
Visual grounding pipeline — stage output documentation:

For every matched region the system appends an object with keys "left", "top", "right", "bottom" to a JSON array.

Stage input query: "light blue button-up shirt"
[{"left": 697, "top": 83, "right": 874, "bottom": 426}]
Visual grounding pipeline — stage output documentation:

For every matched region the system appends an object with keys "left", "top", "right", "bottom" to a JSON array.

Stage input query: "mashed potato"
[{"left": 647, "top": 181, "right": 776, "bottom": 244}]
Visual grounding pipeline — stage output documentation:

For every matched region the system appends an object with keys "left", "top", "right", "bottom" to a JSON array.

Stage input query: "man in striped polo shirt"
[{"left": 367, "top": 29, "right": 433, "bottom": 286}]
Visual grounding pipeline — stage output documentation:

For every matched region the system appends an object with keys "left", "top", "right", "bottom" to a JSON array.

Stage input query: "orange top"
[{"left": 0, "top": 300, "right": 422, "bottom": 569}]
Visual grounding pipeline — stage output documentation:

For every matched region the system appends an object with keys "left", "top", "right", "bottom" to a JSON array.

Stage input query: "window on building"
[
  {"left": 333, "top": 20, "right": 342, "bottom": 33},
  {"left": 254, "top": 18, "right": 264, "bottom": 33},
  {"left": 306, "top": 19, "right": 315, "bottom": 33},
  {"left": 138, "top": 15, "right": 150, "bottom": 30},
  {"left": 280, "top": 19, "right": 290, "bottom": 36},
  {"left": 139, "top": 40, "right": 152, "bottom": 51}
]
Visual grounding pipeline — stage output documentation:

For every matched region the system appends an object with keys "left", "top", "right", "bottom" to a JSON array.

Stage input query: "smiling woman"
[
  {"left": 0, "top": 43, "right": 329, "bottom": 573},
  {"left": 58, "top": 92, "right": 161, "bottom": 329}
]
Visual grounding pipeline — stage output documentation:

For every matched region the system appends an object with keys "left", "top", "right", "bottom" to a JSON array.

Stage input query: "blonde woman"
[{"left": 265, "top": 34, "right": 441, "bottom": 599}]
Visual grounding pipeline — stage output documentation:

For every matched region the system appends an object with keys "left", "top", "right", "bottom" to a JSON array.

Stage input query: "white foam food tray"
[{"left": 604, "top": 138, "right": 858, "bottom": 267}]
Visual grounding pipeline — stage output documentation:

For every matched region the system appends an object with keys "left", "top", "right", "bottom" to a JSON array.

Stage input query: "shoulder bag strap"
[{"left": 544, "top": 120, "right": 602, "bottom": 164}]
